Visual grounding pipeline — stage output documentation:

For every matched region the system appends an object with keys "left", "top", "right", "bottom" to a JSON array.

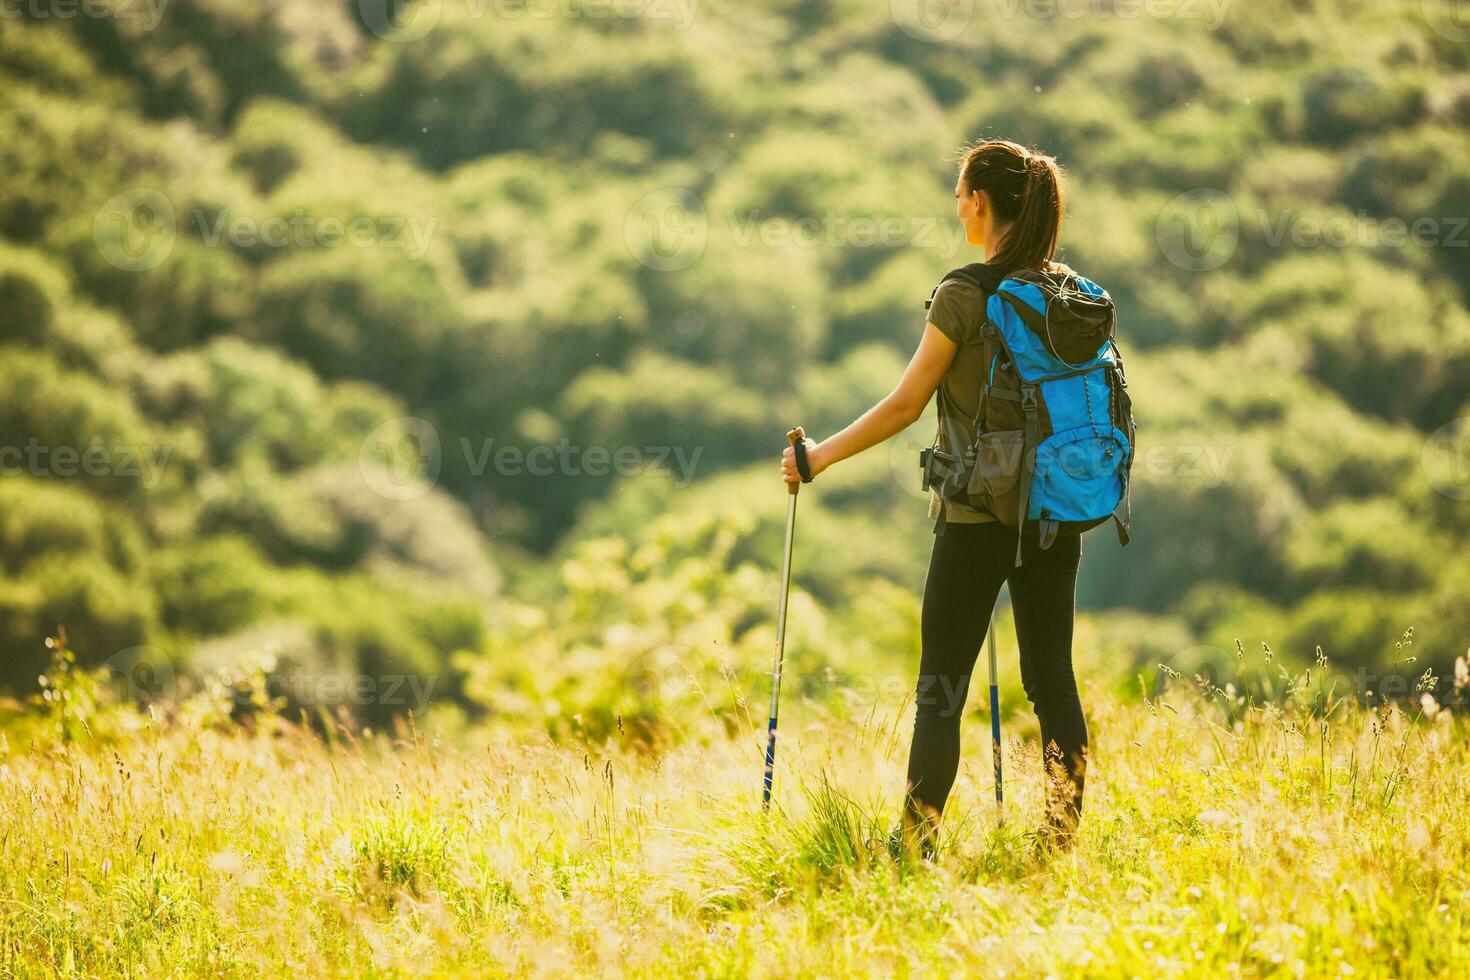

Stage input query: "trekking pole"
[
  {"left": 987, "top": 611, "right": 1004, "bottom": 826},
  {"left": 763, "top": 426, "right": 807, "bottom": 811}
]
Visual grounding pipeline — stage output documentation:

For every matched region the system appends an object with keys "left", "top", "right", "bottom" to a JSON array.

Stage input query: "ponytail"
[{"left": 959, "top": 140, "right": 1065, "bottom": 273}]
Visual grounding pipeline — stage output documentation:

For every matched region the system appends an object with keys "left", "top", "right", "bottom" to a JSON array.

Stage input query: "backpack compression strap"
[
  {"left": 1109, "top": 350, "right": 1133, "bottom": 547},
  {"left": 1014, "top": 383, "right": 1040, "bottom": 567}
]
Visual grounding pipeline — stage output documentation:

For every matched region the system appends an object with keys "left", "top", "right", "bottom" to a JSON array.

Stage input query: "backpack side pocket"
[
  {"left": 966, "top": 429, "right": 1025, "bottom": 524},
  {"left": 983, "top": 356, "right": 1026, "bottom": 433}
]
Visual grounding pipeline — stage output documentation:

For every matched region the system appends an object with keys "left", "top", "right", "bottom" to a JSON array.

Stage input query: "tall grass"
[{"left": 2, "top": 641, "right": 1469, "bottom": 976}]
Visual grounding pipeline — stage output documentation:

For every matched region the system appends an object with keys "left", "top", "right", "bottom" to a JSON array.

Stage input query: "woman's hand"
[{"left": 781, "top": 438, "right": 824, "bottom": 486}]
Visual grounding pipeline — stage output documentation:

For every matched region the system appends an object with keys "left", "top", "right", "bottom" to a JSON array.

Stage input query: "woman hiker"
[{"left": 780, "top": 139, "right": 1093, "bottom": 857}]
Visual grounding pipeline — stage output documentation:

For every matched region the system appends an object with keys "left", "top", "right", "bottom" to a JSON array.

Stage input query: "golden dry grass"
[{"left": 3, "top": 660, "right": 1469, "bottom": 977}]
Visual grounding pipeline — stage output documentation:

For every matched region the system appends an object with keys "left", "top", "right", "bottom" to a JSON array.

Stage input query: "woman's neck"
[{"left": 983, "top": 223, "right": 1011, "bottom": 264}]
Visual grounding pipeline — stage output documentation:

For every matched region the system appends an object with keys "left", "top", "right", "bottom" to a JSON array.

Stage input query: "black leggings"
[{"left": 905, "top": 520, "right": 1087, "bottom": 826}]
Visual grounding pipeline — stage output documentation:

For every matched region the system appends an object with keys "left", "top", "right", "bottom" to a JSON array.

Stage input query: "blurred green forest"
[{"left": 1, "top": 0, "right": 1468, "bottom": 731}]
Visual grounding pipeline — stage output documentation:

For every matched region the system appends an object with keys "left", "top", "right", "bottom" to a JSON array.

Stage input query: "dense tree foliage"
[{"left": 0, "top": 0, "right": 1467, "bottom": 715}]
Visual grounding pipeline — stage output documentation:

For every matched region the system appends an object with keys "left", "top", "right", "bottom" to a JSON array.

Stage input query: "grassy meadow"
[{"left": 3, "top": 638, "right": 1468, "bottom": 977}]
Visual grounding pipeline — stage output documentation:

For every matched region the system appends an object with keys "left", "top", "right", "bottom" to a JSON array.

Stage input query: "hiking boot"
[{"left": 885, "top": 825, "right": 937, "bottom": 863}]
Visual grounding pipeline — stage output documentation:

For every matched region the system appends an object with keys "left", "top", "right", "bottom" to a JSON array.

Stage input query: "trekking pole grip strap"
[{"left": 789, "top": 426, "right": 812, "bottom": 492}]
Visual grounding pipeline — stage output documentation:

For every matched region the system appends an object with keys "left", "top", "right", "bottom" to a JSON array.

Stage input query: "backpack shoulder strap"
[
  {"left": 945, "top": 262, "right": 1006, "bottom": 294},
  {"left": 924, "top": 263, "right": 1006, "bottom": 311}
]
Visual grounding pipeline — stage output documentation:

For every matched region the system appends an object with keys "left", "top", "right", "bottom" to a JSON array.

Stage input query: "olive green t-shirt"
[{"left": 925, "top": 276, "right": 996, "bottom": 524}]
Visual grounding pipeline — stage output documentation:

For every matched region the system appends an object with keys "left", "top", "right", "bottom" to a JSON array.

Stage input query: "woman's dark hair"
[{"left": 959, "top": 139, "right": 1065, "bottom": 273}]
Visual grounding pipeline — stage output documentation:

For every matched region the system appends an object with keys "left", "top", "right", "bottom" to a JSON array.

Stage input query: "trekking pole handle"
[{"left": 788, "top": 426, "right": 810, "bottom": 495}]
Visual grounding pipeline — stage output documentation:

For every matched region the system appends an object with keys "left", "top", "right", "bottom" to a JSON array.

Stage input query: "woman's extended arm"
[{"left": 781, "top": 321, "right": 958, "bottom": 485}]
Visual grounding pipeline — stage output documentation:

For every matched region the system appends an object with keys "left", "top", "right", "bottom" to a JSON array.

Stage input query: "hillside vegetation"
[{"left": 1, "top": 1, "right": 1469, "bottom": 719}]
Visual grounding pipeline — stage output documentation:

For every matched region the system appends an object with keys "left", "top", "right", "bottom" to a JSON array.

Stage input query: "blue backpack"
[{"left": 920, "top": 263, "right": 1135, "bottom": 565}]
